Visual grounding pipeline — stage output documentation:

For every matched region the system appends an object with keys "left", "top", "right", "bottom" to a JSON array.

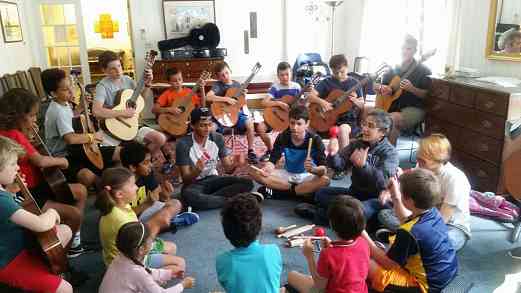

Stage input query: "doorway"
[{"left": 80, "top": 0, "right": 135, "bottom": 83}]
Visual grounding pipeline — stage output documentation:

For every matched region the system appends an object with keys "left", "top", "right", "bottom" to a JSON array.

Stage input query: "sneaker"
[
  {"left": 257, "top": 186, "right": 273, "bottom": 199},
  {"left": 260, "top": 152, "right": 270, "bottom": 162},
  {"left": 332, "top": 170, "right": 345, "bottom": 180},
  {"left": 375, "top": 228, "right": 394, "bottom": 244},
  {"left": 250, "top": 191, "right": 264, "bottom": 203},
  {"left": 248, "top": 150, "right": 259, "bottom": 164},
  {"left": 171, "top": 211, "right": 200, "bottom": 227},
  {"left": 67, "top": 244, "right": 85, "bottom": 258},
  {"left": 294, "top": 203, "right": 317, "bottom": 220},
  {"left": 509, "top": 247, "right": 521, "bottom": 260}
]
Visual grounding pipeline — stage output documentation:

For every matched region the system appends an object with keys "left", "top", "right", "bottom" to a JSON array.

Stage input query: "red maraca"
[
  {"left": 314, "top": 227, "right": 326, "bottom": 237},
  {"left": 329, "top": 126, "right": 339, "bottom": 139}
]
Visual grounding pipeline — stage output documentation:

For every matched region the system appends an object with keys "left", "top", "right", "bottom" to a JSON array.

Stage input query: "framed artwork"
[
  {"left": 162, "top": 0, "right": 215, "bottom": 39},
  {"left": 0, "top": 1, "right": 22, "bottom": 43}
]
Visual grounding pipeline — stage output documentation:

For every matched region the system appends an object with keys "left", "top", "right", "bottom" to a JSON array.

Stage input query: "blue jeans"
[
  {"left": 447, "top": 225, "right": 468, "bottom": 252},
  {"left": 315, "top": 187, "right": 388, "bottom": 223}
]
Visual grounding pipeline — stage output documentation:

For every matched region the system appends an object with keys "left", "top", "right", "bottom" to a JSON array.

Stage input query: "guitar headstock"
[
  {"left": 251, "top": 62, "right": 262, "bottom": 74},
  {"left": 309, "top": 72, "right": 322, "bottom": 86},
  {"left": 199, "top": 70, "right": 211, "bottom": 81},
  {"left": 145, "top": 50, "right": 158, "bottom": 69},
  {"left": 420, "top": 49, "right": 437, "bottom": 63}
]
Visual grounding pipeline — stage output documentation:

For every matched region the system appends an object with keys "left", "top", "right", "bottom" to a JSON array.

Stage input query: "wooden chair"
[{"left": 28, "top": 67, "right": 46, "bottom": 99}]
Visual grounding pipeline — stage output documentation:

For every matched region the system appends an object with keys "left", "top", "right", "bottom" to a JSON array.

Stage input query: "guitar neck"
[
  {"left": 336, "top": 78, "right": 368, "bottom": 104},
  {"left": 15, "top": 174, "right": 42, "bottom": 214},
  {"left": 234, "top": 72, "right": 256, "bottom": 98},
  {"left": 78, "top": 80, "right": 95, "bottom": 132},
  {"left": 401, "top": 60, "right": 419, "bottom": 80}
]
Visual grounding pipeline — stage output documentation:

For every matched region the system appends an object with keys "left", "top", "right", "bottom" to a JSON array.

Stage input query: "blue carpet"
[{"left": 71, "top": 135, "right": 521, "bottom": 292}]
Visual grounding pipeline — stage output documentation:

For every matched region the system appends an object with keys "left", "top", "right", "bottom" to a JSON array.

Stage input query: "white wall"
[
  {"left": 0, "top": 0, "right": 36, "bottom": 75},
  {"left": 456, "top": 0, "right": 521, "bottom": 78}
]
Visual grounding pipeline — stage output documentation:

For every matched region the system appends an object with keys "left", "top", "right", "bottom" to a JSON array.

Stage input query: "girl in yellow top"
[{"left": 96, "top": 167, "right": 185, "bottom": 275}]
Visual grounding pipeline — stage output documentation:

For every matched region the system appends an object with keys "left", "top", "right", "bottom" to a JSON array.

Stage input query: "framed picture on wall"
[
  {"left": 162, "top": 0, "right": 215, "bottom": 40},
  {"left": 0, "top": 1, "right": 22, "bottom": 43}
]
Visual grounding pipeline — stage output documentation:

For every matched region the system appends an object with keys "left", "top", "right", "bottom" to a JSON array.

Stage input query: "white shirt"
[{"left": 438, "top": 162, "right": 471, "bottom": 237}]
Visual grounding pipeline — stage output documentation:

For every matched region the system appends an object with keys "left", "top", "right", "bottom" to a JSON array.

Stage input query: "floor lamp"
[{"left": 324, "top": 1, "right": 344, "bottom": 56}]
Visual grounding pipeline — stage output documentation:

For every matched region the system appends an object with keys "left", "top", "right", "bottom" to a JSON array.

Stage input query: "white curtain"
[{"left": 359, "top": 0, "right": 461, "bottom": 75}]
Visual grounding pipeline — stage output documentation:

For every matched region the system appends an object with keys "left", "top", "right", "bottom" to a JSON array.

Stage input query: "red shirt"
[
  {"left": 0, "top": 129, "right": 42, "bottom": 188},
  {"left": 157, "top": 87, "right": 201, "bottom": 108},
  {"left": 317, "top": 236, "right": 370, "bottom": 293}
]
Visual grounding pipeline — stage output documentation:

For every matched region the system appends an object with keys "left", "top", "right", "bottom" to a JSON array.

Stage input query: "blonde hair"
[
  {"left": 0, "top": 136, "right": 24, "bottom": 171},
  {"left": 417, "top": 133, "right": 451, "bottom": 164}
]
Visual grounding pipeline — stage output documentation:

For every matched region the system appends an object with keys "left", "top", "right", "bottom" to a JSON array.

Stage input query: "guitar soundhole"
[
  {"left": 178, "top": 106, "right": 186, "bottom": 113},
  {"left": 126, "top": 100, "right": 136, "bottom": 109}
]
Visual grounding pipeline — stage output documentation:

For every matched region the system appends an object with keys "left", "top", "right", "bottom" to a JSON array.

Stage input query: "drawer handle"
[
  {"left": 432, "top": 103, "right": 442, "bottom": 111},
  {"left": 482, "top": 120, "right": 492, "bottom": 128},
  {"left": 478, "top": 143, "right": 489, "bottom": 152},
  {"left": 477, "top": 170, "right": 487, "bottom": 178},
  {"left": 484, "top": 101, "right": 495, "bottom": 109},
  {"left": 185, "top": 62, "right": 190, "bottom": 66}
]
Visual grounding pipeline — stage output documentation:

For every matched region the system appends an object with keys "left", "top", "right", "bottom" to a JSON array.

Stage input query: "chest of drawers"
[{"left": 425, "top": 77, "right": 521, "bottom": 193}]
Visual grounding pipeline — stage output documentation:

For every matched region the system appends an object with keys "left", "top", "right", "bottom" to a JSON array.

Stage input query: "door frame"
[{"left": 32, "top": 0, "right": 90, "bottom": 83}]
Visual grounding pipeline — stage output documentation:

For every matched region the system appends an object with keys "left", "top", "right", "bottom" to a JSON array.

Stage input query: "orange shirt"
[{"left": 157, "top": 87, "right": 201, "bottom": 108}]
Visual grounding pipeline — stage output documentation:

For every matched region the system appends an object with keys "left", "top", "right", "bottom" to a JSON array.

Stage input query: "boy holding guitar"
[
  {"left": 258, "top": 61, "right": 301, "bottom": 161},
  {"left": 207, "top": 61, "right": 269, "bottom": 164},
  {"left": 41, "top": 68, "right": 120, "bottom": 189},
  {"left": 308, "top": 54, "right": 365, "bottom": 179},
  {"left": 152, "top": 67, "right": 207, "bottom": 137},
  {"left": 374, "top": 35, "right": 432, "bottom": 145},
  {"left": 0, "top": 136, "right": 73, "bottom": 293},
  {"left": 92, "top": 50, "right": 167, "bottom": 152}
]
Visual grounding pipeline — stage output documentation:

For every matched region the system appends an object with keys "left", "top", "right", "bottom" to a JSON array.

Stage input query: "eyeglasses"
[{"left": 361, "top": 121, "right": 378, "bottom": 129}]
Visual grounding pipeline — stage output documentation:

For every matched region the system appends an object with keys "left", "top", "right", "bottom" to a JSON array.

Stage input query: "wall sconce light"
[{"left": 94, "top": 13, "right": 119, "bottom": 39}]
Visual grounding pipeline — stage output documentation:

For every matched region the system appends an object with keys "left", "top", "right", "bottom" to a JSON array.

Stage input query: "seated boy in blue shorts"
[{"left": 207, "top": 61, "right": 270, "bottom": 164}]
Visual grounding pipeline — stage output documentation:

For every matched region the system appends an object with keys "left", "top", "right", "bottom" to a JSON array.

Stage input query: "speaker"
[{"left": 158, "top": 23, "right": 220, "bottom": 51}]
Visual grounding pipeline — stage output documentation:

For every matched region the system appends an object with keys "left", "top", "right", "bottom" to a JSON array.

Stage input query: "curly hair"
[
  {"left": 221, "top": 193, "right": 262, "bottom": 248},
  {"left": 41, "top": 68, "right": 66, "bottom": 96},
  {"left": 0, "top": 88, "right": 40, "bottom": 131}
]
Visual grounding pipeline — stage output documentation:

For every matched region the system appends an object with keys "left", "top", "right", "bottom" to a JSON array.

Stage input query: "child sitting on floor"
[
  {"left": 216, "top": 193, "right": 282, "bottom": 292},
  {"left": 96, "top": 167, "right": 185, "bottom": 274},
  {"left": 120, "top": 141, "right": 199, "bottom": 237},
  {"left": 99, "top": 221, "right": 194, "bottom": 293},
  {"left": 287, "top": 195, "right": 370, "bottom": 293}
]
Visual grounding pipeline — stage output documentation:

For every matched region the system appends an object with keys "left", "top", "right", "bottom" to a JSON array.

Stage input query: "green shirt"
[{"left": 0, "top": 190, "right": 29, "bottom": 268}]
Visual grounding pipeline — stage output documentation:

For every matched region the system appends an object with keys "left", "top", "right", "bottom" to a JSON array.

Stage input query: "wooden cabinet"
[
  {"left": 425, "top": 77, "right": 521, "bottom": 193},
  {"left": 152, "top": 57, "right": 224, "bottom": 83}
]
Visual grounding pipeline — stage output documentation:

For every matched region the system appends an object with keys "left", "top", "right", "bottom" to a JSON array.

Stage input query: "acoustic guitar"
[
  {"left": 375, "top": 49, "right": 436, "bottom": 112},
  {"left": 158, "top": 71, "right": 211, "bottom": 136},
  {"left": 71, "top": 73, "right": 104, "bottom": 170},
  {"left": 30, "top": 126, "right": 76, "bottom": 205},
  {"left": 15, "top": 174, "right": 68, "bottom": 274},
  {"left": 211, "top": 62, "right": 261, "bottom": 127},
  {"left": 309, "top": 65, "right": 388, "bottom": 133},
  {"left": 263, "top": 73, "right": 322, "bottom": 132},
  {"left": 103, "top": 50, "right": 158, "bottom": 141}
]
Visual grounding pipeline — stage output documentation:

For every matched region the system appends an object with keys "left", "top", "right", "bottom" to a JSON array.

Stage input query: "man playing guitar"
[{"left": 374, "top": 35, "right": 432, "bottom": 145}]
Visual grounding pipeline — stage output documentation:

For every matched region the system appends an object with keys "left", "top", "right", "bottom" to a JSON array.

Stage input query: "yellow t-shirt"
[{"left": 99, "top": 205, "right": 138, "bottom": 265}]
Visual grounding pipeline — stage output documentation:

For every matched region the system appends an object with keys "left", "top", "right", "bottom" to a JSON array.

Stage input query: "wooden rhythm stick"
[
  {"left": 286, "top": 238, "right": 305, "bottom": 247},
  {"left": 306, "top": 138, "right": 313, "bottom": 159},
  {"left": 274, "top": 224, "right": 297, "bottom": 235},
  {"left": 277, "top": 224, "right": 315, "bottom": 238}
]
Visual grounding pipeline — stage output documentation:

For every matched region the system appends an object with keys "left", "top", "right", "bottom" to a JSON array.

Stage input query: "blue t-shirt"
[
  {"left": 0, "top": 190, "right": 30, "bottom": 268},
  {"left": 388, "top": 208, "right": 457, "bottom": 292},
  {"left": 268, "top": 81, "right": 302, "bottom": 100},
  {"left": 269, "top": 130, "right": 326, "bottom": 173},
  {"left": 216, "top": 240, "right": 282, "bottom": 293}
]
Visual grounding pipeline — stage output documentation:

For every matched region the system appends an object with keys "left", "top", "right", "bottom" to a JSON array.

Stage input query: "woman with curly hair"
[{"left": 216, "top": 193, "right": 282, "bottom": 293}]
